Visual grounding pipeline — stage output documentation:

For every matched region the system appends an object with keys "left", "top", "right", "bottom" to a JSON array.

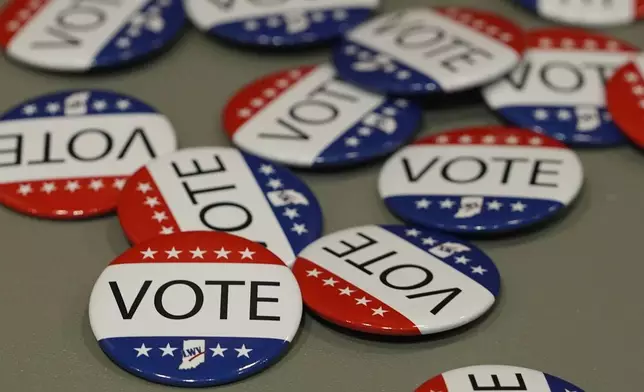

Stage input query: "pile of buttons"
[{"left": 1, "top": 0, "right": 641, "bottom": 389}]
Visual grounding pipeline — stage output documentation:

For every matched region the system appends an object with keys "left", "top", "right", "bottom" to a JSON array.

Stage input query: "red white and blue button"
[
  {"left": 416, "top": 365, "right": 585, "bottom": 392},
  {"left": 514, "top": 0, "right": 644, "bottom": 27},
  {"left": 184, "top": 0, "right": 378, "bottom": 48},
  {"left": 332, "top": 6, "right": 525, "bottom": 95},
  {"left": 0, "top": 89, "right": 177, "bottom": 219},
  {"left": 483, "top": 28, "right": 638, "bottom": 147},
  {"left": 117, "top": 146, "right": 322, "bottom": 267},
  {"left": 223, "top": 63, "right": 422, "bottom": 168},
  {"left": 606, "top": 54, "right": 644, "bottom": 149},
  {"left": 0, "top": 0, "right": 186, "bottom": 72},
  {"left": 292, "top": 224, "right": 500, "bottom": 336},
  {"left": 89, "top": 231, "right": 302, "bottom": 387},
  {"left": 378, "top": 127, "right": 584, "bottom": 234}
]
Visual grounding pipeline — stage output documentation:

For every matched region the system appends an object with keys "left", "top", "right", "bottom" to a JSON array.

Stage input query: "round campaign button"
[
  {"left": 0, "top": 89, "right": 177, "bottom": 219},
  {"left": 415, "top": 365, "right": 585, "bottom": 392},
  {"left": 223, "top": 63, "right": 422, "bottom": 168},
  {"left": 378, "top": 127, "right": 584, "bottom": 234},
  {"left": 0, "top": 0, "right": 186, "bottom": 72},
  {"left": 515, "top": 0, "right": 644, "bottom": 27},
  {"left": 117, "top": 146, "right": 322, "bottom": 267},
  {"left": 292, "top": 225, "right": 500, "bottom": 336},
  {"left": 332, "top": 6, "right": 525, "bottom": 95},
  {"left": 606, "top": 55, "right": 644, "bottom": 149},
  {"left": 483, "top": 28, "right": 638, "bottom": 147},
  {"left": 185, "top": 0, "right": 378, "bottom": 48},
  {"left": 89, "top": 231, "right": 302, "bottom": 387}
]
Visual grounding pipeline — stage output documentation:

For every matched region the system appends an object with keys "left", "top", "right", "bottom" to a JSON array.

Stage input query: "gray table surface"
[{"left": 0, "top": 0, "right": 642, "bottom": 391}]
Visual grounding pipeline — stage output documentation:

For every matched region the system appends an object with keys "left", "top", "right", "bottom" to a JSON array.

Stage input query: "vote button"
[
  {"left": 89, "top": 231, "right": 303, "bottom": 387},
  {"left": 378, "top": 127, "right": 584, "bottom": 235}
]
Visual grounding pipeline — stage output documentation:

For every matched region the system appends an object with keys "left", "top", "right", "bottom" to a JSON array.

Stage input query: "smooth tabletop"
[{"left": 0, "top": 0, "right": 641, "bottom": 391}]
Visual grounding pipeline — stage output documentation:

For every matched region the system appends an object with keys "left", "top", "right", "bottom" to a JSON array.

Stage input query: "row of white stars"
[
  {"left": 255, "top": 166, "right": 310, "bottom": 235},
  {"left": 345, "top": 106, "right": 400, "bottom": 147},
  {"left": 537, "top": 37, "right": 624, "bottom": 51},
  {"left": 623, "top": 71, "right": 644, "bottom": 109},
  {"left": 443, "top": 8, "right": 514, "bottom": 43},
  {"left": 237, "top": 70, "right": 303, "bottom": 119},
  {"left": 140, "top": 246, "right": 255, "bottom": 260},
  {"left": 5, "top": 0, "right": 43, "bottom": 32},
  {"left": 135, "top": 343, "right": 252, "bottom": 358},
  {"left": 21, "top": 99, "right": 132, "bottom": 116},
  {"left": 306, "top": 269, "right": 388, "bottom": 317},
  {"left": 434, "top": 134, "right": 543, "bottom": 145},
  {"left": 243, "top": 9, "right": 349, "bottom": 32},
  {"left": 415, "top": 198, "right": 527, "bottom": 213},
  {"left": 116, "top": 0, "right": 173, "bottom": 49},
  {"left": 16, "top": 179, "right": 125, "bottom": 196},
  {"left": 533, "top": 108, "right": 611, "bottom": 122}
]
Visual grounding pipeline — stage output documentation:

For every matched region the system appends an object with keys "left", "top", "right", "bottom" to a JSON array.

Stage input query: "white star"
[
  {"left": 266, "top": 16, "right": 281, "bottom": 27},
  {"left": 45, "top": 102, "right": 60, "bottom": 114},
  {"left": 283, "top": 208, "right": 299, "bottom": 220},
  {"left": 454, "top": 255, "right": 470, "bottom": 265},
  {"left": 625, "top": 72, "right": 639, "bottom": 83},
  {"left": 405, "top": 228, "right": 421, "bottom": 237},
  {"left": 267, "top": 178, "right": 283, "bottom": 190},
  {"left": 89, "top": 179, "right": 104, "bottom": 191},
  {"left": 583, "top": 39, "right": 598, "bottom": 50},
  {"left": 511, "top": 201, "right": 527, "bottom": 212},
  {"left": 339, "top": 287, "right": 355, "bottom": 296},
  {"left": 239, "top": 248, "right": 255, "bottom": 260},
  {"left": 116, "top": 37, "right": 131, "bottom": 48},
  {"left": 306, "top": 268, "right": 322, "bottom": 278},
  {"left": 235, "top": 344, "right": 253, "bottom": 358},
  {"left": 141, "top": 247, "right": 157, "bottom": 259},
  {"left": 358, "top": 127, "right": 372, "bottom": 137},
  {"left": 396, "top": 70, "right": 411, "bottom": 80},
  {"left": 263, "top": 88, "right": 277, "bottom": 98},
  {"left": 435, "top": 135, "right": 449, "bottom": 144},
  {"left": 422, "top": 237, "right": 437, "bottom": 246},
  {"left": 238, "top": 108, "right": 251, "bottom": 118},
  {"left": 41, "top": 182, "right": 56, "bottom": 194},
  {"left": 471, "top": 265, "right": 487, "bottom": 275},
  {"left": 17, "top": 184, "right": 32, "bottom": 196},
  {"left": 276, "top": 79, "right": 289, "bottom": 88},
  {"left": 482, "top": 135, "right": 496, "bottom": 144},
  {"left": 440, "top": 199, "right": 455, "bottom": 209},
  {"left": 416, "top": 198, "right": 431, "bottom": 209},
  {"left": 165, "top": 247, "right": 182, "bottom": 259},
  {"left": 244, "top": 20, "right": 259, "bottom": 31},
  {"left": 539, "top": 37, "right": 552, "bottom": 48},
  {"left": 311, "top": 11, "right": 325, "bottom": 22},
  {"left": 92, "top": 100, "right": 107, "bottom": 111},
  {"left": 159, "top": 343, "right": 177, "bottom": 357},
  {"left": 487, "top": 200, "right": 502, "bottom": 211},
  {"left": 134, "top": 343, "right": 152, "bottom": 357},
  {"left": 333, "top": 9, "right": 348, "bottom": 20},
  {"left": 458, "top": 135, "right": 473, "bottom": 144},
  {"left": 190, "top": 247, "right": 206, "bottom": 259},
  {"left": 499, "top": 32, "right": 513, "bottom": 42},
  {"left": 323, "top": 277, "right": 338, "bottom": 287},
  {"left": 606, "top": 40, "right": 620, "bottom": 50},
  {"left": 160, "top": 226, "right": 174, "bottom": 235},
  {"left": 214, "top": 247, "right": 231, "bottom": 259},
  {"left": 561, "top": 37, "right": 575, "bottom": 48},
  {"left": 633, "top": 85, "right": 644, "bottom": 96},
  {"left": 533, "top": 109, "right": 549, "bottom": 120},
  {"left": 395, "top": 99, "right": 408, "bottom": 108},
  {"left": 259, "top": 164, "right": 275, "bottom": 175},
  {"left": 144, "top": 197, "right": 160, "bottom": 207},
  {"left": 152, "top": 211, "right": 168, "bottom": 223},
  {"left": 505, "top": 135, "right": 519, "bottom": 145},
  {"left": 6, "top": 20, "right": 19, "bottom": 32},
  {"left": 137, "top": 182, "right": 152, "bottom": 194},
  {"left": 355, "top": 296, "right": 371, "bottom": 306},
  {"left": 640, "top": 100, "right": 644, "bottom": 109},
  {"left": 250, "top": 98, "right": 264, "bottom": 108},
  {"left": 116, "top": 99, "right": 131, "bottom": 111},
  {"left": 557, "top": 109, "right": 572, "bottom": 121},
  {"left": 345, "top": 136, "right": 360, "bottom": 147},
  {"left": 382, "top": 107, "right": 397, "bottom": 116},
  {"left": 113, "top": 178, "right": 126, "bottom": 190},
  {"left": 291, "top": 223, "right": 308, "bottom": 235},
  {"left": 65, "top": 180, "right": 80, "bottom": 193},
  {"left": 529, "top": 137, "right": 543, "bottom": 145},
  {"left": 372, "top": 307, "right": 388, "bottom": 317},
  {"left": 210, "top": 344, "right": 228, "bottom": 357},
  {"left": 22, "top": 104, "right": 37, "bottom": 116}
]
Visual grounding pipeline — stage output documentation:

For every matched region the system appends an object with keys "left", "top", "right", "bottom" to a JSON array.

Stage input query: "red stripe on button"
[
  {"left": 222, "top": 65, "right": 317, "bottom": 137},
  {"left": 117, "top": 167, "right": 180, "bottom": 244},
  {"left": 415, "top": 374, "right": 449, "bottom": 392},
  {"left": 413, "top": 126, "right": 565, "bottom": 148},
  {"left": 637, "top": 0, "right": 644, "bottom": 18},
  {"left": 0, "top": 0, "right": 50, "bottom": 48},
  {"left": 526, "top": 28, "right": 638, "bottom": 52},
  {"left": 606, "top": 61, "right": 644, "bottom": 147},
  {"left": 293, "top": 256, "right": 420, "bottom": 336}
]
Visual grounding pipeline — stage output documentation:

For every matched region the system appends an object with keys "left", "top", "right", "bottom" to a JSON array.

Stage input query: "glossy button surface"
[
  {"left": 292, "top": 224, "right": 500, "bottom": 336},
  {"left": 514, "top": 0, "right": 644, "bottom": 27},
  {"left": 606, "top": 54, "right": 644, "bottom": 149},
  {"left": 89, "top": 231, "right": 303, "bottom": 387}
]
